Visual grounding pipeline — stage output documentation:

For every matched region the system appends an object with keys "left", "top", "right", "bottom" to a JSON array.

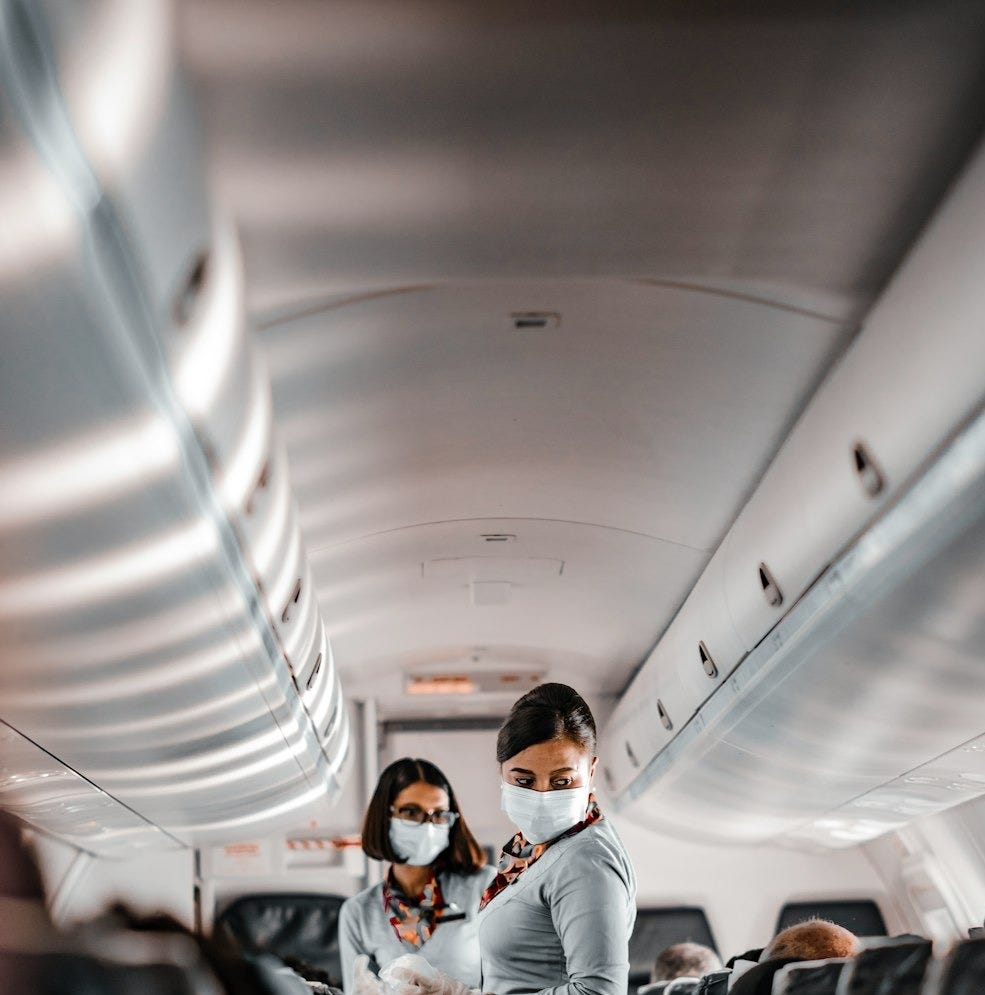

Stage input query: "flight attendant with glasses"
[{"left": 339, "top": 757, "right": 496, "bottom": 993}]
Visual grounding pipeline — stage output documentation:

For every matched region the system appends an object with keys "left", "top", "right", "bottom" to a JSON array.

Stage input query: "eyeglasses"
[{"left": 391, "top": 804, "right": 459, "bottom": 826}]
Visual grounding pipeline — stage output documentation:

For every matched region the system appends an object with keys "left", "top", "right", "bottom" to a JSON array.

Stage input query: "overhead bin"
[
  {"left": 602, "top": 135, "right": 985, "bottom": 845},
  {"left": 0, "top": 0, "right": 347, "bottom": 853}
]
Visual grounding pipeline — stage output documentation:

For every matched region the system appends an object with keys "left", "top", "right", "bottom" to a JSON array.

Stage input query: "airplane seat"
[
  {"left": 0, "top": 811, "right": 307, "bottom": 995},
  {"left": 835, "top": 937, "right": 932, "bottom": 995},
  {"left": 770, "top": 957, "right": 849, "bottom": 994},
  {"left": 637, "top": 979, "right": 701, "bottom": 995},
  {"left": 661, "top": 980, "right": 701, "bottom": 995},
  {"left": 728, "top": 959, "right": 799, "bottom": 995},
  {"left": 692, "top": 968, "right": 731, "bottom": 994},
  {"left": 0, "top": 951, "right": 220, "bottom": 995},
  {"left": 0, "top": 946, "right": 326, "bottom": 995},
  {"left": 225, "top": 953, "right": 322, "bottom": 995},
  {"left": 921, "top": 937, "right": 985, "bottom": 995},
  {"left": 0, "top": 900, "right": 233, "bottom": 995},
  {"left": 774, "top": 903, "right": 887, "bottom": 939},
  {"left": 214, "top": 892, "right": 347, "bottom": 989}
]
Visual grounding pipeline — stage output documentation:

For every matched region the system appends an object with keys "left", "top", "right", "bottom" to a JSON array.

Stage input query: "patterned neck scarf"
[
  {"left": 382, "top": 867, "right": 457, "bottom": 948},
  {"left": 479, "top": 798, "right": 602, "bottom": 911}
]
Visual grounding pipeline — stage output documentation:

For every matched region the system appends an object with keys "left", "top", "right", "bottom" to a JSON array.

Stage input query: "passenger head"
[
  {"left": 762, "top": 918, "right": 859, "bottom": 962},
  {"left": 497, "top": 682, "right": 597, "bottom": 790},
  {"left": 360, "top": 757, "right": 484, "bottom": 873},
  {"left": 651, "top": 942, "right": 722, "bottom": 982}
]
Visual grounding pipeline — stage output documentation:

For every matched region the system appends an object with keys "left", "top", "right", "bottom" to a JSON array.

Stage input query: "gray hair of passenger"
[{"left": 651, "top": 942, "right": 723, "bottom": 982}]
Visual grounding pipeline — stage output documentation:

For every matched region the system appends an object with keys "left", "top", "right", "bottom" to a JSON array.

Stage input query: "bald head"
[{"left": 762, "top": 919, "right": 859, "bottom": 962}]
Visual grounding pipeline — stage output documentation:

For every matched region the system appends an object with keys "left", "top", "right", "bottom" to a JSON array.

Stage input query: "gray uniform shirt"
[
  {"left": 478, "top": 818, "right": 637, "bottom": 995},
  {"left": 338, "top": 866, "right": 496, "bottom": 994}
]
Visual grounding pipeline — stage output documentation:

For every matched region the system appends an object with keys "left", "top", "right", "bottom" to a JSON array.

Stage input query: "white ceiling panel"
[
  {"left": 180, "top": 0, "right": 985, "bottom": 316},
  {"left": 182, "top": 0, "right": 985, "bottom": 715},
  {"left": 311, "top": 518, "right": 706, "bottom": 704},
  {"left": 260, "top": 280, "right": 850, "bottom": 697}
]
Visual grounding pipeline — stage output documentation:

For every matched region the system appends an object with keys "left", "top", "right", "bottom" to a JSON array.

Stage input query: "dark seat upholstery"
[
  {"left": 628, "top": 907, "right": 719, "bottom": 992},
  {"left": 215, "top": 893, "right": 347, "bottom": 987},
  {"left": 692, "top": 969, "right": 731, "bottom": 995},
  {"left": 837, "top": 937, "right": 932, "bottom": 995},
  {"left": 931, "top": 937, "right": 985, "bottom": 995},
  {"left": 773, "top": 958, "right": 848, "bottom": 994}
]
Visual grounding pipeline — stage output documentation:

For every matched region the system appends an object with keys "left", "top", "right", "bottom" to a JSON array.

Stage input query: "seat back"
[
  {"left": 628, "top": 908, "right": 719, "bottom": 992},
  {"left": 923, "top": 938, "right": 985, "bottom": 995},
  {"left": 694, "top": 969, "right": 730, "bottom": 995},
  {"left": 774, "top": 958, "right": 849, "bottom": 994},
  {"left": 775, "top": 904, "right": 886, "bottom": 940},
  {"left": 836, "top": 937, "right": 932, "bottom": 995},
  {"left": 663, "top": 980, "right": 701, "bottom": 995},
  {"left": 641, "top": 981, "right": 702, "bottom": 995},
  {"left": 215, "top": 893, "right": 347, "bottom": 987}
]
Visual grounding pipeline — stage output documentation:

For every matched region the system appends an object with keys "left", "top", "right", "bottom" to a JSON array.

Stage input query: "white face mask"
[
  {"left": 500, "top": 781, "right": 591, "bottom": 844},
  {"left": 389, "top": 818, "right": 450, "bottom": 866}
]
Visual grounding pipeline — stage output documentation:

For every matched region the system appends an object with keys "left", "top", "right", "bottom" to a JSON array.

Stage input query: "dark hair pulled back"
[{"left": 496, "top": 683, "right": 597, "bottom": 764}]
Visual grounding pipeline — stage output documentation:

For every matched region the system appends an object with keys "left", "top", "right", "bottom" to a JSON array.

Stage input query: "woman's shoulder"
[
  {"left": 553, "top": 818, "right": 635, "bottom": 878},
  {"left": 476, "top": 862, "right": 498, "bottom": 888},
  {"left": 440, "top": 863, "right": 498, "bottom": 896},
  {"left": 340, "top": 880, "right": 384, "bottom": 919}
]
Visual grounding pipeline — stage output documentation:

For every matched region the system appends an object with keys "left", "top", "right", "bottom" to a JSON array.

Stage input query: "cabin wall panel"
[
  {"left": 604, "top": 135, "right": 985, "bottom": 844},
  {"left": 32, "top": 833, "right": 195, "bottom": 929},
  {"left": 612, "top": 815, "right": 896, "bottom": 961},
  {"left": 0, "top": 0, "right": 350, "bottom": 853},
  {"left": 205, "top": 851, "right": 364, "bottom": 934},
  {"left": 197, "top": 700, "right": 366, "bottom": 932},
  {"left": 864, "top": 796, "right": 985, "bottom": 944}
]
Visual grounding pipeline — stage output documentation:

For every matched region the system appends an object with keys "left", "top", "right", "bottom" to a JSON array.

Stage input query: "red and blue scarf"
[{"left": 383, "top": 868, "right": 456, "bottom": 947}]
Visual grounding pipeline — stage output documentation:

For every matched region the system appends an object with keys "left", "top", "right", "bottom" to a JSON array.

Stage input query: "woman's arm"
[
  {"left": 338, "top": 898, "right": 370, "bottom": 994},
  {"left": 541, "top": 841, "right": 634, "bottom": 995}
]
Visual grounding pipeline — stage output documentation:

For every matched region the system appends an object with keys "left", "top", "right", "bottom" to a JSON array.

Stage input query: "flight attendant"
[
  {"left": 338, "top": 758, "right": 495, "bottom": 993},
  {"left": 478, "top": 683, "right": 637, "bottom": 995}
]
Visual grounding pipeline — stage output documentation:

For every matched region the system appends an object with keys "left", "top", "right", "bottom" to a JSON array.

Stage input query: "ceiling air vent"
[
  {"left": 625, "top": 741, "right": 640, "bottom": 768},
  {"left": 853, "top": 440, "right": 886, "bottom": 497},
  {"left": 306, "top": 653, "right": 323, "bottom": 691},
  {"left": 698, "top": 641, "right": 718, "bottom": 679},
  {"left": 511, "top": 311, "right": 560, "bottom": 331},
  {"left": 656, "top": 699, "right": 673, "bottom": 731},
  {"left": 173, "top": 249, "right": 209, "bottom": 325},
  {"left": 244, "top": 459, "right": 270, "bottom": 515},
  {"left": 281, "top": 578, "right": 302, "bottom": 623},
  {"left": 759, "top": 561, "right": 783, "bottom": 608}
]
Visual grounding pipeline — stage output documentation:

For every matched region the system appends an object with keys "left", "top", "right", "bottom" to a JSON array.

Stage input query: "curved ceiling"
[
  {"left": 259, "top": 281, "right": 847, "bottom": 708},
  {"left": 178, "top": 1, "right": 985, "bottom": 715},
  {"left": 181, "top": 0, "right": 985, "bottom": 317}
]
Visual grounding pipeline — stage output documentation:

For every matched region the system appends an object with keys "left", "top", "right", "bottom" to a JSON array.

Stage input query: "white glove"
[
  {"left": 354, "top": 954, "right": 386, "bottom": 995},
  {"left": 379, "top": 954, "right": 478, "bottom": 995}
]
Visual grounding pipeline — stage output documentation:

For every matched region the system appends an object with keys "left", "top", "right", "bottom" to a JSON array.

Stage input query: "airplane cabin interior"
[{"left": 1, "top": 2, "right": 984, "bottom": 994}]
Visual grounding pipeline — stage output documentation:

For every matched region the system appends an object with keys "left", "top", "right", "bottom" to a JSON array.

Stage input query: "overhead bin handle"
[{"left": 758, "top": 562, "right": 783, "bottom": 608}]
